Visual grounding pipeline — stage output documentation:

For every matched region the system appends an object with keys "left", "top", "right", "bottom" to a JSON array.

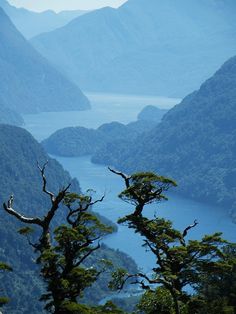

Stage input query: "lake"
[
  {"left": 23, "top": 92, "right": 181, "bottom": 141},
  {"left": 23, "top": 92, "right": 235, "bottom": 272}
]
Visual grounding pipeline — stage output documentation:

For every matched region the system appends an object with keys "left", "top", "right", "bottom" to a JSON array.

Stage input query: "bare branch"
[
  {"left": 182, "top": 219, "right": 198, "bottom": 238},
  {"left": 75, "top": 242, "right": 101, "bottom": 267},
  {"left": 37, "top": 161, "right": 55, "bottom": 203},
  {"left": 3, "top": 202, "right": 43, "bottom": 226},
  {"left": 66, "top": 194, "right": 105, "bottom": 226},
  {"left": 90, "top": 194, "right": 105, "bottom": 206},
  {"left": 108, "top": 167, "right": 131, "bottom": 188}
]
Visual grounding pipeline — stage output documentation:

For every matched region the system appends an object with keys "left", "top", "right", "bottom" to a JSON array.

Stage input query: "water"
[
  {"left": 22, "top": 92, "right": 235, "bottom": 272},
  {"left": 52, "top": 155, "right": 236, "bottom": 272},
  {"left": 23, "top": 92, "right": 181, "bottom": 141}
]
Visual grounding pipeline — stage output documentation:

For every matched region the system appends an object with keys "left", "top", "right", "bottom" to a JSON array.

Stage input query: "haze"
[{"left": 8, "top": 0, "right": 128, "bottom": 12}]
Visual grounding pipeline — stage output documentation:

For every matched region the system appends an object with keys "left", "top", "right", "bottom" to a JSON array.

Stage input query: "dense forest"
[
  {"left": 41, "top": 120, "right": 157, "bottom": 157},
  {"left": 0, "top": 125, "right": 138, "bottom": 313},
  {"left": 92, "top": 56, "right": 236, "bottom": 216},
  {"left": 0, "top": 0, "right": 235, "bottom": 313}
]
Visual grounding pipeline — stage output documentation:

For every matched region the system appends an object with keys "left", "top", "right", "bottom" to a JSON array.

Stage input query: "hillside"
[
  {"left": 32, "top": 0, "right": 236, "bottom": 97},
  {"left": 0, "top": 124, "right": 138, "bottom": 313},
  {"left": 0, "top": 0, "right": 88, "bottom": 39},
  {"left": 41, "top": 120, "right": 157, "bottom": 157},
  {"left": 92, "top": 56, "right": 236, "bottom": 213},
  {"left": 0, "top": 124, "right": 80, "bottom": 313},
  {"left": 0, "top": 7, "right": 90, "bottom": 114},
  {"left": 0, "top": 104, "right": 24, "bottom": 125},
  {"left": 137, "top": 105, "right": 168, "bottom": 122}
]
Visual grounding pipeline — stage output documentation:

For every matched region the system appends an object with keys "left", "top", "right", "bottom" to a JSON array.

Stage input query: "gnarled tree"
[
  {"left": 3, "top": 162, "right": 113, "bottom": 314},
  {"left": 109, "top": 169, "right": 232, "bottom": 314}
]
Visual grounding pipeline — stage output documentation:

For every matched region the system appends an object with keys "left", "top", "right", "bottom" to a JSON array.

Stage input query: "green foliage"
[
  {"left": 18, "top": 226, "right": 35, "bottom": 236},
  {"left": 93, "top": 301, "right": 126, "bottom": 314},
  {"left": 0, "top": 262, "right": 12, "bottom": 272},
  {"left": 0, "top": 125, "right": 81, "bottom": 313},
  {"left": 137, "top": 288, "right": 175, "bottom": 314},
  {"left": 192, "top": 244, "right": 236, "bottom": 313},
  {"left": 0, "top": 296, "right": 10, "bottom": 307},
  {"left": 0, "top": 261, "right": 12, "bottom": 308},
  {"left": 42, "top": 120, "right": 156, "bottom": 158},
  {"left": 110, "top": 170, "right": 234, "bottom": 314},
  {"left": 93, "top": 56, "right": 236, "bottom": 212},
  {"left": 24, "top": 191, "right": 113, "bottom": 313},
  {"left": 118, "top": 172, "right": 177, "bottom": 206}
]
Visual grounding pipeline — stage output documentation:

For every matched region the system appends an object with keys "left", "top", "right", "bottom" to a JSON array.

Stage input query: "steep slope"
[
  {"left": 0, "top": 124, "right": 80, "bottom": 313},
  {"left": 0, "top": 0, "right": 88, "bottom": 39},
  {"left": 0, "top": 125, "right": 138, "bottom": 313},
  {"left": 0, "top": 8, "right": 90, "bottom": 113},
  {"left": 0, "top": 104, "right": 24, "bottom": 125},
  {"left": 92, "top": 56, "right": 236, "bottom": 211},
  {"left": 32, "top": 0, "right": 236, "bottom": 97}
]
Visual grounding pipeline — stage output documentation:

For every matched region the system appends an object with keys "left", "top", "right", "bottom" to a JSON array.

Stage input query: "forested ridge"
[
  {"left": 0, "top": 125, "right": 137, "bottom": 313},
  {"left": 92, "top": 56, "right": 236, "bottom": 214},
  {"left": 42, "top": 120, "right": 157, "bottom": 157}
]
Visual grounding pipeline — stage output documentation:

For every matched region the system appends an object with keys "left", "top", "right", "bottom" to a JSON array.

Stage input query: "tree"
[
  {"left": 192, "top": 243, "right": 236, "bottom": 314},
  {"left": 0, "top": 262, "right": 12, "bottom": 308},
  {"left": 108, "top": 169, "right": 232, "bottom": 314},
  {"left": 3, "top": 162, "right": 116, "bottom": 314}
]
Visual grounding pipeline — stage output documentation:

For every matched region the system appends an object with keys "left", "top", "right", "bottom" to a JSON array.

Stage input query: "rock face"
[
  {"left": 31, "top": 0, "right": 236, "bottom": 97},
  {"left": 0, "top": 0, "right": 88, "bottom": 39},
  {"left": 91, "top": 56, "right": 236, "bottom": 211},
  {"left": 0, "top": 7, "right": 90, "bottom": 114}
]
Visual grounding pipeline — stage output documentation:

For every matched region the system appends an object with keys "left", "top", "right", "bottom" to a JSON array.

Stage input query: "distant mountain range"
[
  {"left": 0, "top": 0, "right": 88, "bottom": 38},
  {"left": 31, "top": 0, "right": 236, "bottom": 97},
  {"left": 0, "top": 7, "right": 90, "bottom": 114},
  {"left": 92, "top": 55, "right": 236, "bottom": 213}
]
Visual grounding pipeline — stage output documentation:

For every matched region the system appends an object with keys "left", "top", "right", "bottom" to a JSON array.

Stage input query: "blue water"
[
  {"left": 52, "top": 155, "right": 236, "bottom": 272},
  {"left": 23, "top": 92, "right": 181, "bottom": 141},
  {"left": 22, "top": 92, "right": 235, "bottom": 272}
]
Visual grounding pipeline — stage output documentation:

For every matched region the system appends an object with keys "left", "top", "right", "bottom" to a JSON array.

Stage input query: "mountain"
[
  {"left": 0, "top": 104, "right": 24, "bottom": 125},
  {"left": 31, "top": 0, "right": 236, "bottom": 97},
  {"left": 41, "top": 120, "right": 157, "bottom": 157},
  {"left": 137, "top": 105, "right": 168, "bottom": 122},
  {"left": 0, "top": 7, "right": 90, "bottom": 114},
  {"left": 0, "top": 0, "right": 88, "bottom": 39},
  {"left": 0, "top": 124, "right": 80, "bottom": 313},
  {"left": 92, "top": 56, "right": 236, "bottom": 213},
  {"left": 0, "top": 124, "right": 138, "bottom": 313}
]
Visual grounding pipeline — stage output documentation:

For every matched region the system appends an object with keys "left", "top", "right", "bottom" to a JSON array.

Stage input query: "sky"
[{"left": 8, "top": 0, "right": 128, "bottom": 12}]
